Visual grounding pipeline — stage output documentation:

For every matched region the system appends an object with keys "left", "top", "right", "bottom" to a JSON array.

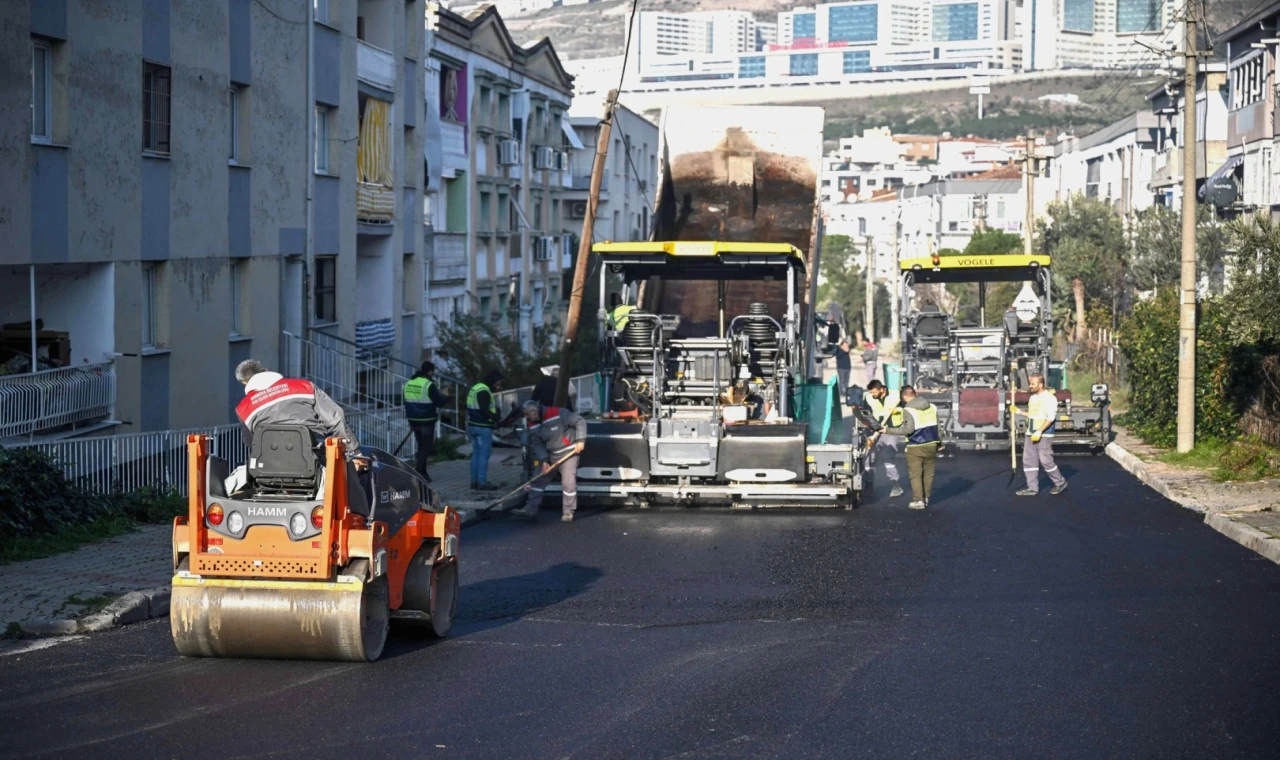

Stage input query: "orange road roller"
[{"left": 170, "top": 426, "right": 460, "bottom": 661}]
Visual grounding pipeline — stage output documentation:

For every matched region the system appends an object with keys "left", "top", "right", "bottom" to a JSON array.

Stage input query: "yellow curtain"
[{"left": 358, "top": 99, "right": 391, "bottom": 187}]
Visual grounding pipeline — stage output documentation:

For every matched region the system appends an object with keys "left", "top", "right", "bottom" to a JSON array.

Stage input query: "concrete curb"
[
  {"left": 1104, "top": 441, "right": 1205, "bottom": 514},
  {"left": 15, "top": 506, "right": 500, "bottom": 639},
  {"left": 1204, "top": 512, "right": 1280, "bottom": 565}
]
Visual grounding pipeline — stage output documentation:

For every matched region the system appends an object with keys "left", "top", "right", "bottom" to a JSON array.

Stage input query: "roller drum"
[{"left": 170, "top": 576, "right": 389, "bottom": 662}]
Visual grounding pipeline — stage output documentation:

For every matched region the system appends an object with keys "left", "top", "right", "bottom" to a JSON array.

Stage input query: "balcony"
[
  {"left": 357, "top": 40, "right": 396, "bottom": 92},
  {"left": 0, "top": 361, "right": 116, "bottom": 440}
]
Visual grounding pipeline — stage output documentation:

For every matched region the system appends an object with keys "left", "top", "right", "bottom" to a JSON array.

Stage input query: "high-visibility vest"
[
  {"left": 905, "top": 404, "right": 940, "bottom": 446},
  {"left": 611, "top": 305, "right": 635, "bottom": 331},
  {"left": 403, "top": 377, "right": 437, "bottom": 423},
  {"left": 867, "top": 392, "right": 902, "bottom": 426},
  {"left": 466, "top": 382, "right": 497, "bottom": 427}
]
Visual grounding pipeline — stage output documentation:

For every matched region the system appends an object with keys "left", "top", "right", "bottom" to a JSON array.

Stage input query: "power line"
[{"left": 616, "top": 0, "right": 642, "bottom": 98}]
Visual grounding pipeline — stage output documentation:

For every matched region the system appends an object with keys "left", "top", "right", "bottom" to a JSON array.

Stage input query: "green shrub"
[
  {"left": 0, "top": 447, "right": 112, "bottom": 538},
  {"left": 1213, "top": 438, "right": 1280, "bottom": 482}
]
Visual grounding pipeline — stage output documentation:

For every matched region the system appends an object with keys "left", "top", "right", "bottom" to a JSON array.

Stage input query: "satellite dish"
[{"left": 1209, "top": 177, "right": 1237, "bottom": 209}]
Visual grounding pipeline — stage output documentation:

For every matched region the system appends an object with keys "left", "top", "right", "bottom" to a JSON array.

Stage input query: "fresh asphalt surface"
[{"left": 3, "top": 452, "right": 1280, "bottom": 759}]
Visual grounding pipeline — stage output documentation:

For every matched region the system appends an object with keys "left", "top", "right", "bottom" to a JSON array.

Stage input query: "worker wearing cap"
[
  {"left": 1015, "top": 373, "right": 1068, "bottom": 497},
  {"left": 403, "top": 361, "right": 446, "bottom": 482},
  {"left": 512, "top": 401, "right": 587, "bottom": 522},
  {"left": 863, "top": 379, "right": 904, "bottom": 499},
  {"left": 466, "top": 369, "right": 504, "bottom": 491},
  {"left": 884, "top": 385, "right": 939, "bottom": 509}
]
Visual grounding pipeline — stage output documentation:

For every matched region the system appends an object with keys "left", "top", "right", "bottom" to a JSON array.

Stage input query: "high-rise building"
[{"left": 1023, "top": 0, "right": 1177, "bottom": 71}]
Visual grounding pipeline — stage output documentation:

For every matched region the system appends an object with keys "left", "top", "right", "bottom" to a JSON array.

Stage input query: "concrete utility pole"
[
  {"left": 1023, "top": 135, "right": 1036, "bottom": 255},
  {"left": 1176, "top": 9, "right": 1199, "bottom": 453},
  {"left": 890, "top": 212, "right": 901, "bottom": 342},
  {"left": 864, "top": 236, "right": 876, "bottom": 342},
  {"left": 555, "top": 90, "right": 618, "bottom": 408}
]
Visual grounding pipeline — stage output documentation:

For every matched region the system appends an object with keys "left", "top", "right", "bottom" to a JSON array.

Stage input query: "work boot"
[
  {"left": 510, "top": 507, "right": 537, "bottom": 520},
  {"left": 561, "top": 512, "right": 574, "bottom": 523},
  {"left": 1016, "top": 488, "right": 1038, "bottom": 496},
  {"left": 470, "top": 481, "right": 478, "bottom": 490},
  {"left": 889, "top": 483, "right": 904, "bottom": 498},
  {"left": 908, "top": 500, "right": 925, "bottom": 510},
  {"left": 1050, "top": 482, "right": 1068, "bottom": 495},
  {"left": 474, "top": 482, "right": 500, "bottom": 492}
]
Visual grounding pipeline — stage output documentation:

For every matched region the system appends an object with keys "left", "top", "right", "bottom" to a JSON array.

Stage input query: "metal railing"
[
  {"left": 493, "top": 373, "right": 603, "bottom": 419},
  {"left": 302, "top": 330, "right": 471, "bottom": 434},
  {"left": 4, "top": 406, "right": 421, "bottom": 498},
  {"left": 0, "top": 361, "right": 116, "bottom": 439},
  {"left": 7, "top": 423, "right": 246, "bottom": 495}
]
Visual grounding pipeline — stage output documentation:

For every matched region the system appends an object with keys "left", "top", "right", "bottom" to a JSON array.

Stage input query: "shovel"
[
  {"left": 484, "top": 450, "right": 578, "bottom": 512},
  {"left": 1007, "top": 401, "right": 1019, "bottom": 488}
]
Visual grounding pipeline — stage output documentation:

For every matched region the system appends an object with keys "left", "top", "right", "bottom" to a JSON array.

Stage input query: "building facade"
[
  {"left": 3, "top": 0, "right": 423, "bottom": 441},
  {"left": 1221, "top": 5, "right": 1280, "bottom": 217},
  {"left": 564, "top": 100, "right": 659, "bottom": 246},
  {"left": 1046, "top": 110, "right": 1160, "bottom": 221},
  {"left": 423, "top": 4, "right": 576, "bottom": 354}
]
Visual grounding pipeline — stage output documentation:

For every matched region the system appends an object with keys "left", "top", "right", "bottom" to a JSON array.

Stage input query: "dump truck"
[
  {"left": 545, "top": 105, "right": 872, "bottom": 509},
  {"left": 898, "top": 253, "right": 1112, "bottom": 450},
  {"left": 170, "top": 428, "right": 460, "bottom": 661}
]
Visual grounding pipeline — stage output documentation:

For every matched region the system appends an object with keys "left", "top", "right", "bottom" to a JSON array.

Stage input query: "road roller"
[{"left": 170, "top": 426, "right": 460, "bottom": 661}]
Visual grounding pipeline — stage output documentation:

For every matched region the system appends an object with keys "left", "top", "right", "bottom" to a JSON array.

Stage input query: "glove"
[{"left": 1031, "top": 433, "right": 1042, "bottom": 443}]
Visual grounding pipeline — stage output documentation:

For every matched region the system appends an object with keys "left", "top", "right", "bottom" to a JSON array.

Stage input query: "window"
[
  {"left": 828, "top": 4, "right": 878, "bottom": 44},
  {"left": 1231, "top": 55, "right": 1266, "bottom": 110},
  {"left": 314, "top": 256, "right": 336, "bottom": 323},
  {"left": 142, "top": 264, "right": 157, "bottom": 348},
  {"left": 534, "top": 199, "right": 543, "bottom": 231},
  {"left": 230, "top": 259, "right": 247, "bottom": 336},
  {"left": 996, "top": 198, "right": 1006, "bottom": 219},
  {"left": 932, "top": 3, "right": 979, "bottom": 42},
  {"left": 858, "top": 218, "right": 867, "bottom": 236},
  {"left": 479, "top": 190, "right": 492, "bottom": 230},
  {"left": 551, "top": 199, "right": 560, "bottom": 230},
  {"left": 789, "top": 53, "right": 819, "bottom": 77},
  {"left": 948, "top": 221, "right": 959, "bottom": 232},
  {"left": 143, "top": 62, "right": 171, "bottom": 154},
  {"left": 479, "top": 295, "right": 491, "bottom": 317},
  {"left": 31, "top": 40, "right": 51, "bottom": 142},
  {"left": 314, "top": 106, "right": 329, "bottom": 173},
  {"left": 228, "top": 86, "right": 242, "bottom": 162},
  {"left": 314, "top": 0, "right": 329, "bottom": 24},
  {"left": 479, "top": 86, "right": 491, "bottom": 127},
  {"left": 843, "top": 50, "right": 871, "bottom": 75}
]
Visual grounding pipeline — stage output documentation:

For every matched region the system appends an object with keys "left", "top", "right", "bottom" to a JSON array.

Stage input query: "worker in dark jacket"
[
  {"left": 235, "top": 359, "right": 358, "bottom": 448},
  {"left": 512, "top": 400, "right": 587, "bottom": 522},
  {"left": 403, "top": 361, "right": 446, "bottom": 482},
  {"left": 884, "top": 385, "right": 940, "bottom": 510},
  {"left": 466, "top": 369, "right": 504, "bottom": 491}
]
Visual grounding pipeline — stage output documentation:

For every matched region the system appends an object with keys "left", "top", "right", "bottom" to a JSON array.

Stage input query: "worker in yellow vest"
[
  {"left": 863, "top": 379, "right": 904, "bottom": 499},
  {"left": 403, "top": 361, "right": 445, "bottom": 482},
  {"left": 884, "top": 385, "right": 940, "bottom": 509},
  {"left": 1014, "top": 373, "right": 1068, "bottom": 496}
]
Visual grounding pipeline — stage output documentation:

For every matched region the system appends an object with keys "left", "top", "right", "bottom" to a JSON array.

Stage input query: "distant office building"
[{"left": 1023, "top": 0, "right": 1179, "bottom": 70}]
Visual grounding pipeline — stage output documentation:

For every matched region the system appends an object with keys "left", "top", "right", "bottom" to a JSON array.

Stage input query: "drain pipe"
[
  {"left": 29, "top": 265, "right": 37, "bottom": 369},
  {"left": 303, "top": 0, "right": 316, "bottom": 350}
]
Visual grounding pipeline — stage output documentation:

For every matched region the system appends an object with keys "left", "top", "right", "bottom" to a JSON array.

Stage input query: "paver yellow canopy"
[{"left": 170, "top": 432, "right": 460, "bottom": 661}]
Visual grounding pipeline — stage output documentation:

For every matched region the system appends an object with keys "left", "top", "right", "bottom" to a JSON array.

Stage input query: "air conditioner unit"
[
  {"left": 533, "top": 236, "right": 555, "bottom": 261},
  {"left": 569, "top": 200, "right": 588, "bottom": 218},
  {"left": 534, "top": 146, "right": 556, "bottom": 170},
  {"left": 497, "top": 139, "right": 520, "bottom": 166}
]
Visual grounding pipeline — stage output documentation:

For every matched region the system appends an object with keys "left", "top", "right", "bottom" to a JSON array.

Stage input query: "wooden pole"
[{"left": 555, "top": 89, "right": 618, "bottom": 408}]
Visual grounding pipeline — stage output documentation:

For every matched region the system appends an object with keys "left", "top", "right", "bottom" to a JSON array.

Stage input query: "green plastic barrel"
[{"left": 883, "top": 362, "right": 904, "bottom": 392}]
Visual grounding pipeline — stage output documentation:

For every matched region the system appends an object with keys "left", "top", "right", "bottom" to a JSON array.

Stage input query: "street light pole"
[{"left": 1176, "top": 8, "right": 1199, "bottom": 453}]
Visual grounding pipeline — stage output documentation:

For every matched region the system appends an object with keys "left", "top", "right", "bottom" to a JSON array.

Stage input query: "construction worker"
[
  {"left": 513, "top": 400, "right": 587, "bottom": 522},
  {"left": 862, "top": 338, "right": 879, "bottom": 385},
  {"left": 403, "top": 361, "right": 445, "bottom": 482},
  {"left": 835, "top": 339, "right": 852, "bottom": 393},
  {"left": 863, "top": 379, "right": 904, "bottom": 499},
  {"left": 1015, "top": 373, "right": 1068, "bottom": 497},
  {"left": 608, "top": 293, "right": 635, "bottom": 333},
  {"left": 466, "top": 369, "right": 504, "bottom": 491},
  {"left": 884, "top": 384, "right": 939, "bottom": 509},
  {"left": 234, "top": 359, "right": 358, "bottom": 449}
]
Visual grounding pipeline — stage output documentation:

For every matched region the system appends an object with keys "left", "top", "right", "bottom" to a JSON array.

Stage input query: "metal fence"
[
  {"left": 0, "top": 361, "right": 116, "bottom": 439},
  {"left": 493, "top": 373, "right": 603, "bottom": 421}
]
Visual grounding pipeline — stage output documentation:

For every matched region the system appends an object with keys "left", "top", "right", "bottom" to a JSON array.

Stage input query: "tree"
[
  {"left": 1039, "top": 197, "right": 1127, "bottom": 340},
  {"left": 436, "top": 313, "right": 559, "bottom": 392},
  {"left": 1224, "top": 212, "right": 1280, "bottom": 346},
  {"left": 1131, "top": 205, "right": 1232, "bottom": 296},
  {"left": 941, "top": 230, "right": 1024, "bottom": 324}
]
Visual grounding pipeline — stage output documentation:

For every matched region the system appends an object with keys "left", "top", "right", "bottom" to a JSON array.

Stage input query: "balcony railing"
[
  {"left": 0, "top": 361, "right": 116, "bottom": 439},
  {"left": 356, "top": 40, "right": 396, "bottom": 91}
]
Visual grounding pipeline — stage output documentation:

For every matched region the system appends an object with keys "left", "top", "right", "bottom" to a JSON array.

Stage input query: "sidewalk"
[
  {"left": 1106, "top": 426, "right": 1280, "bottom": 564},
  {"left": 1, "top": 449, "right": 520, "bottom": 643}
]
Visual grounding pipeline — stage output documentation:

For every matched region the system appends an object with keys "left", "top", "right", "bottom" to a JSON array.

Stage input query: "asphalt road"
[{"left": 3, "top": 452, "right": 1280, "bottom": 759}]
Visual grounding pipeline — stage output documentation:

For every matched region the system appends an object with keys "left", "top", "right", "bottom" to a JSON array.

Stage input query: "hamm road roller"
[{"left": 170, "top": 427, "right": 460, "bottom": 661}]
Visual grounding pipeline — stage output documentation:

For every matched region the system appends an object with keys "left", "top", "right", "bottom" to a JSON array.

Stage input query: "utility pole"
[
  {"left": 890, "top": 211, "right": 901, "bottom": 343},
  {"left": 864, "top": 236, "right": 876, "bottom": 342},
  {"left": 1176, "top": 8, "right": 1199, "bottom": 452},
  {"left": 974, "top": 194, "right": 988, "bottom": 232},
  {"left": 1023, "top": 135, "right": 1036, "bottom": 255},
  {"left": 555, "top": 89, "right": 618, "bottom": 408}
]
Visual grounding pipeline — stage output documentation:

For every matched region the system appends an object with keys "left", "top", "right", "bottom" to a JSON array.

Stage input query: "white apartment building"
[
  {"left": 564, "top": 100, "right": 659, "bottom": 246},
  {"left": 423, "top": 4, "right": 577, "bottom": 355},
  {"left": 1022, "top": 0, "right": 1180, "bottom": 71},
  {"left": 1046, "top": 111, "right": 1160, "bottom": 220},
  {"left": 631, "top": 9, "right": 762, "bottom": 59}
]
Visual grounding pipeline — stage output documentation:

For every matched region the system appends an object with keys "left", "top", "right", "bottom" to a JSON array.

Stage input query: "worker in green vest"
[
  {"left": 403, "top": 361, "right": 446, "bottom": 482},
  {"left": 466, "top": 369, "right": 504, "bottom": 491},
  {"left": 608, "top": 292, "right": 635, "bottom": 333}
]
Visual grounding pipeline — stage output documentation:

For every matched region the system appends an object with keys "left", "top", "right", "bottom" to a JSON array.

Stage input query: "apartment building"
[
  {"left": 1046, "top": 111, "right": 1160, "bottom": 221},
  {"left": 1022, "top": 0, "right": 1179, "bottom": 71},
  {"left": 1146, "top": 61, "right": 1228, "bottom": 209},
  {"left": 423, "top": 3, "right": 576, "bottom": 354},
  {"left": 564, "top": 100, "right": 659, "bottom": 245},
  {"left": 1221, "top": 6, "right": 1280, "bottom": 216},
  {"left": 631, "top": 10, "right": 762, "bottom": 58},
  {"left": 2, "top": 0, "right": 424, "bottom": 442}
]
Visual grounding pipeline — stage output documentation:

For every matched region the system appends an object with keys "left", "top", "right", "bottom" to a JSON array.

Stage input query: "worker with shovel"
[
  {"left": 863, "top": 380, "right": 905, "bottom": 499},
  {"left": 511, "top": 400, "right": 587, "bottom": 522}
]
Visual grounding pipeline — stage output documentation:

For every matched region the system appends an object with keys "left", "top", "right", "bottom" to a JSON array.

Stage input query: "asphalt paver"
[{"left": 2, "top": 453, "right": 1279, "bottom": 759}]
